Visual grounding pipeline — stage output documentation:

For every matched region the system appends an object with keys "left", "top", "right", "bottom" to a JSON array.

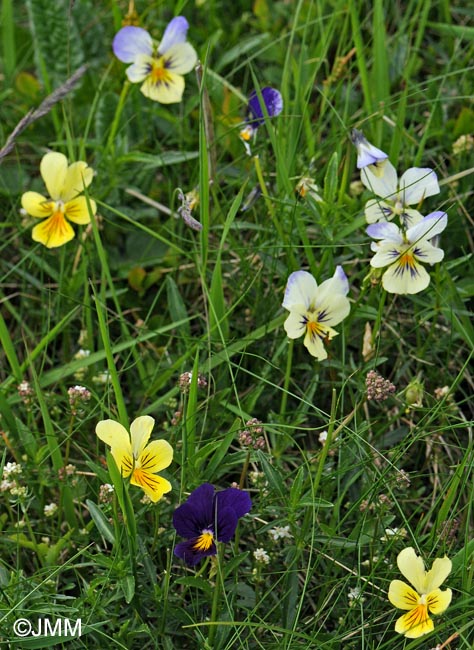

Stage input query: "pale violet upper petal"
[
  {"left": 407, "top": 211, "right": 447, "bottom": 242},
  {"left": 282, "top": 271, "right": 318, "bottom": 310},
  {"left": 158, "top": 16, "right": 189, "bottom": 54},
  {"left": 113, "top": 26, "right": 153, "bottom": 63},
  {"left": 399, "top": 167, "right": 440, "bottom": 205},
  {"left": 316, "top": 265, "right": 349, "bottom": 300}
]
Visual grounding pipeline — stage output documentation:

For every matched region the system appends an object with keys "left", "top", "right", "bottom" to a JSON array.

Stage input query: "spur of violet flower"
[
  {"left": 367, "top": 211, "right": 447, "bottom": 294},
  {"left": 95, "top": 416, "right": 173, "bottom": 502},
  {"left": 361, "top": 157, "right": 440, "bottom": 228},
  {"left": 173, "top": 483, "right": 252, "bottom": 566},
  {"left": 21, "top": 152, "right": 96, "bottom": 248},
  {"left": 239, "top": 86, "right": 283, "bottom": 143},
  {"left": 388, "top": 547, "right": 452, "bottom": 638},
  {"left": 282, "top": 267, "right": 350, "bottom": 361},
  {"left": 351, "top": 128, "right": 388, "bottom": 173},
  {"left": 112, "top": 16, "right": 197, "bottom": 103}
]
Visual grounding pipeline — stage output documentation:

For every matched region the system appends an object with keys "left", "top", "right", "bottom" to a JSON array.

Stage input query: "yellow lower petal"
[
  {"left": 131, "top": 469, "right": 172, "bottom": 502},
  {"left": 31, "top": 212, "right": 75, "bottom": 248},
  {"left": 140, "top": 70, "right": 185, "bottom": 104},
  {"left": 395, "top": 605, "right": 434, "bottom": 638}
]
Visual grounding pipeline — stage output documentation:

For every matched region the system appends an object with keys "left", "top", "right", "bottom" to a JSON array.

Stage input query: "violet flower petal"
[
  {"left": 113, "top": 26, "right": 153, "bottom": 63},
  {"left": 247, "top": 87, "right": 283, "bottom": 126},
  {"left": 172, "top": 483, "right": 215, "bottom": 538},
  {"left": 215, "top": 488, "right": 252, "bottom": 519},
  {"left": 158, "top": 16, "right": 189, "bottom": 54},
  {"left": 213, "top": 506, "right": 239, "bottom": 543}
]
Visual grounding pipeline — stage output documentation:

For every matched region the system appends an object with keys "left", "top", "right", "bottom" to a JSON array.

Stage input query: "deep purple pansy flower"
[
  {"left": 173, "top": 483, "right": 252, "bottom": 566},
  {"left": 240, "top": 87, "right": 283, "bottom": 144}
]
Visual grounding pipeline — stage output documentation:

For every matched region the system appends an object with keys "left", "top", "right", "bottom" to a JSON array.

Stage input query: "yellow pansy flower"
[
  {"left": 95, "top": 415, "right": 173, "bottom": 503},
  {"left": 21, "top": 151, "right": 96, "bottom": 248},
  {"left": 388, "top": 546, "right": 452, "bottom": 638}
]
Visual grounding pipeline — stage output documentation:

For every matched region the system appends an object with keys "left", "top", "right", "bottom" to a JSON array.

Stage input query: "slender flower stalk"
[{"left": 388, "top": 547, "right": 452, "bottom": 638}]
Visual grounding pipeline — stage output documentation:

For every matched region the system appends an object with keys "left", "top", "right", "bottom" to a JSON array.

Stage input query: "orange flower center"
[
  {"left": 150, "top": 58, "right": 172, "bottom": 84},
  {"left": 42, "top": 211, "right": 69, "bottom": 238},
  {"left": 398, "top": 251, "right": 416, "bottom": 269},
  {"left": 404, "top": 602, "right": 430, "bottom": 629},
  {"left": 193, "top": 530, "right": 214, "bottom": 551}
]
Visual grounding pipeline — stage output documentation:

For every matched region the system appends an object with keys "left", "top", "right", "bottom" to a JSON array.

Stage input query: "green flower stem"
[
  {"left": 207, "top": 548, "right": 223, "bottom": 647},
  {"left": 105, "top": 81, "right": 130, "bottom": 158},
  {"left": 279, "top": 339, "right": 294, "bottom": 418},
  {"left": 239, "top": 450, "right": 251, "bottom": 489},
  {"left": 313, "top": 391, "right": 363, "bottom": 496},
  {"left": 253, "top": 155, "right": 287, "bottom": 246}
]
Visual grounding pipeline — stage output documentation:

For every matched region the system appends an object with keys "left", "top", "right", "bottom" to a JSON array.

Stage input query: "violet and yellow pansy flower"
[
  {"left": 113, "top": 16, "right": 197, "bottom": 103},
  {"left": 282, "top": 267, "right": 350, "bottom": 360},
  {"left": 388, "top": 546, "right": 452, "bottom": 638},
  {"left": 367, "top": 211, "right": 447, "bottom": 294},
  {"left": 173, "top": 483, "right": 252, "bottom": 566},
  {"left": 21, "top": 152, "right": 96, "bottom": 249},
  {"left": 96, "top": 415, "right": 173, "bottom": 502},
  {"left": 239, "top": 86, "right": 283, "bottom": 150}
]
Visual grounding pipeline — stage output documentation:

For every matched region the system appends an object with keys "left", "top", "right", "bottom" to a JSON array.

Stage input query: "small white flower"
[
  {"left": 367, "top": 211, "right": 447, "bottom": 294},
  {"left": 269, "top": 525, "right": 292, "bottom": 541},
  {"left": 92, "top": 371, "right": 110, "bottom": 385},
  {"left": 74, "top": 348, "right": 90, "bottom": 360},
  {"left": 253, "top": 548, "right": 270, "bottom": 564},
  {"left": 44, "top": 502, "right": 58, "bottom": 517},
  {"left": 10, "top": 485, "right": 27, "bottom": 498},
  {"left": 348, "top": 586, "right": 365, "bottom": 605},
  {"left": 3, "top": 462, "right": 23, "bottom": 479}
]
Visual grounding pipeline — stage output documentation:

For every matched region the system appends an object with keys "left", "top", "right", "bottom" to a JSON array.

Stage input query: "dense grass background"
[{"left": 1, "top": 0, "right": 473, "bottom": 648}]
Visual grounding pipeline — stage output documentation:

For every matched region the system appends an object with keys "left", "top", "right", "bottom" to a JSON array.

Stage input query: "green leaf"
[{"left": 86, "top": 500, "right": 115, "bottom": 544}]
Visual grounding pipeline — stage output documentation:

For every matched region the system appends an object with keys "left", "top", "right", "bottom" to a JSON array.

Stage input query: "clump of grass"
[{"left": 0, "top": 1, "right": 473, "bottom": 648}]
